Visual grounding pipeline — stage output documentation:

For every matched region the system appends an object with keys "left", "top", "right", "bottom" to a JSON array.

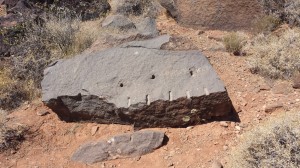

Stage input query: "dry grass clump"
[
  {"left": 228, "top": 111, "right": 300, "bottom": 168},
  {"left": 1, "top": 15, "right": 101, "bottom": 110},
  {"left": 0, "top": 110, "right": 26, "bottom": 153},
  {"left": 0, "top": 65, "right": 30, "bottom": 109},
  {"left": 223, "top": 32, "right": 247, "bottom": 56},
  {"left": 246, "top": 28, "right": 300, "bottom": 79},
  {"left": 0, "top": 66, "right": 14, "bottom": 90},
  {"left": 42, "top": 16, "right": 98, "bottom": 57},
  {"left": 253, "top": 15, "right": 281, "bottom": 34}
]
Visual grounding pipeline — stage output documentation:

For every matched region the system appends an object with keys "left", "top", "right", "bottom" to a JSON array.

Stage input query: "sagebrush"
[
  {"left": 253, "top": 15, "right": 281, "bottom": 34},
  {"left": 228, "top": 111, "right": 300, "bottom": 168},
  {"left": 259, "top": 0, "right": 300, "bottom": 26},
  {"left": 246, "top": 28, "right": 300, "bottom": 79}
]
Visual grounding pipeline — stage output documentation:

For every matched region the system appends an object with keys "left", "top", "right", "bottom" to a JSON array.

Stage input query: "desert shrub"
[
  {"left": 0, "top": 23, "right": 27, "bottom": 57},
  {"left": 43, "top": 16, "right": 81, "bottom": 56},
  {"left": 223, "top": 32, "right": 247, "bottom": 56},
  {"left": 246, "top": 28, "right": 300, "bottom": 79},
  {"left": 47, "top": 0, "right": 110, "bottom": 21},
  {"left": 0, "top": 64, "right": 30, "bottom": 109},
  {"left": 116, "top": 0, "right": 160, "bottom": 18},
  {"left": 1, "top": 15, "right": 100, "bottom": 110},
  {"left": 28, "top": 14, "right": 98, "bottom": 57},
  {"left": 0, "top": 110, "right": 26, "bottom": 153},
  {"left": 259, "top": 0, "right": 300, "bottom": 26},
  {"left": 228, "top": 111, "right": 300, "bottom": 168},
  {"left": 253, "top": 15, "right": 281, "bottom": 34},
  {"left": 285, "top": 0, "right": 300, "bottom": 26}
]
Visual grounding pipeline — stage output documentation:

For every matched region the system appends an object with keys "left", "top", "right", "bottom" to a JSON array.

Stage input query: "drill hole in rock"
[
  {"left": 120, "top": 83, "right": 124, "bottom": 87},
  {"left": 190, "top": 70, "right": 193, "bottom": 76},
  {"left": 151, "top": 75, "right": 155, "bottom": 79}
]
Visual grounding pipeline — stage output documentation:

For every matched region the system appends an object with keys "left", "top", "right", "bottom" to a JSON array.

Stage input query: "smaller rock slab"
[
  {"left": 292, "top": 74, "right": 300, "bottom": 89},
  {"left": 102, "top": 15, "right": 136, "bottom": 30},
  {"left": 71, "top": 130, "right": 166, "bottom": 164}
]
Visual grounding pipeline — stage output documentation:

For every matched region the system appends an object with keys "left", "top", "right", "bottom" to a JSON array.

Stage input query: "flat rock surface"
[
  {"left": 41, "top": 35, "right": 233, "bottom": 128},
  {"left": 71, "top": 130, "right": 165, "bottom": 164}
]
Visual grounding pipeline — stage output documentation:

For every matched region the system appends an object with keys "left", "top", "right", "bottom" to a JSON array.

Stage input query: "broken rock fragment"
[{"left": 71, "top": 130, "right": 165, "bottom": 164}]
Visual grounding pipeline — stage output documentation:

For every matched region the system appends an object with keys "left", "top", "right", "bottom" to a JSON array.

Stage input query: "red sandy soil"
[{"left": 1, "top": 14, "right": 299, "bottom": 168}]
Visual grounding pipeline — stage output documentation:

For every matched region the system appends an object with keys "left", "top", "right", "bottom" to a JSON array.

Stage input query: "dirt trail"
[{"left": 1, "top": 14, "right": 299, "bottom": 168}]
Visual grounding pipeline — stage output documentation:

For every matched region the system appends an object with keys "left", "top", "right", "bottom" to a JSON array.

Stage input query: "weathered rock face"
[
  {"left": 135, "top": 17, "right": 158, "bottom": 37},
  {"left": 42, "top": 35, "right": 233, "bottom": 128},
  {"left": 102, "top": 15, "right": 136, "bottom": 31},
  {"left": 102, "top": 15, "right": 158, "bottom": 37},
  {"left": 159, "top": 0, "right": 264, "bottom": 30},
  {"left": 101, "top": 0, "right": 162, "bottom": 43},
  {"left": 71, "top": 130, "right": 166, "bottom": 164}
]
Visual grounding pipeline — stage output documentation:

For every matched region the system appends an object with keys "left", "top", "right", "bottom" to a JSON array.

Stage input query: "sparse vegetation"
[
  {"left": 259, "top": 0, "right": 300, "bottom": 26},
  {"left": 223, "top": 32, "right": 246, "bottom": 56},
  {"left": 253, "top": 15, "right": 281, "bottom": 34},
  {"left": 246, "top": 28, "right": 300, "bottom": 79},
  {"left": 228, "top": 111, "right": 300, "bottom": 168},
  {"left": 285, "top": 0, "right": 300, "bottom": 26},
  {"left": 0, "top": 64, "right": 30, "bottom": 109},
  {"left": 0, "top": 14, "right": 101, "bottom": 110},
  {"left": 115, "top": 0, "right": 160, "bottom": 18},
  {"left": 0, "top": 110, "right": 26, "bottom": 152}
]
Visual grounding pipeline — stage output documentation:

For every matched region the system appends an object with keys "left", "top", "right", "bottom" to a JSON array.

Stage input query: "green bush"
[{"left": 223, "top": 32, "right": 246, "bottom": 56}]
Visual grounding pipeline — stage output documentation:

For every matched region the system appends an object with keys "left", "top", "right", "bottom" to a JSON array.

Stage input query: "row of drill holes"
[
  {"left": 120, "top": 75, "right": 156, "bottom": 87},
  {"left": 120, "top": 70, "right": 194, "bottom": 88}
]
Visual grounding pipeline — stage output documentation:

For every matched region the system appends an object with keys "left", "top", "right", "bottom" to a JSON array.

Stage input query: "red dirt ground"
[{"left": 1, "top": 14, "right": 299, "bottom": 168}]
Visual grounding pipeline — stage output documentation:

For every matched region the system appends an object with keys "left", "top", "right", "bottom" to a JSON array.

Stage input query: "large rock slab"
[
  {"left": 71, "top": 130, "right": 165, "bottom": 164},
  {"left": 159, "top": 0, "right": 263, "bottom": 30},
  {"left": 41, "top": 35, "right": 233, "bottom": 128}
]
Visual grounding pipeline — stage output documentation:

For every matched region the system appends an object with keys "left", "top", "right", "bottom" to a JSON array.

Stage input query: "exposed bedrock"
[{"left": 42, "top": 35, "right": 234, "bottom": 128}]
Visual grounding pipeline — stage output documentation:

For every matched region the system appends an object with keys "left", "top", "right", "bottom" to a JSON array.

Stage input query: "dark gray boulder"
[
  {"left": 158, "top": 0, "right": 178, "bottom": 19},
  {"left": 71, "top": 130, "right": 165, "bottom": 164},
  {"left": 41, "top": 35, "right": 233, "bottom": 128},
  {"left": 135, "top": 17, "right": 159, "bottom": 37}
]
